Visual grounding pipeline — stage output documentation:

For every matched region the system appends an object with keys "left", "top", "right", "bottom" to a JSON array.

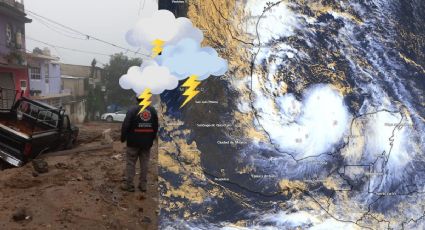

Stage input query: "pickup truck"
[{"left": 0, "top": 89, "right": 79, "bottom": 167}]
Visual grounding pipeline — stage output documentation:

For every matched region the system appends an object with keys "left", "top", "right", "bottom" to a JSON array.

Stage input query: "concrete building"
[
  {"left": 26, "top": 63, "right": 105, "bottom": 124},
  {"left": 58, "top": 74, "right": 86, "bottom": 124},
  {"left": 26, "top": 48, "right": 81, "bottom": 123},
  {"left": 61, "top": 63, "right": 104, "bottom": 86},
  {"left": 61, "top": 75, "right": 86, "bottom": 97},
  {"left": 59, "top": 63, "right": 105, "bottom": 123},
  {"left": 62, "top": 75, "right": 87, "bottom": 123},
  {"left": 27, "top": 48, "right": 61, "bottom": 96},
  {"left": 0, "top": 0, "right": 31, "bottom": 106}
]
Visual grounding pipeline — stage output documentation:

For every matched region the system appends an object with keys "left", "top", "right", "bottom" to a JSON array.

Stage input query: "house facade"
[
  {"left": 60, "top": 63, "right": 104, "bottom": 86},
  {"left": 27, "top": 62, "right": 105, "bottom": 124},
  {"left": 60, "top": 63, "right": 105, "bottom": 123},
  {"left": 59, "top": 75, "right": 86, "bottom": 123},
  {"left": 27, "top": 48, "right": 61, "bottom": 97},
  {"left": 0, "top": 0, "right": 31, "bottom": 102}
]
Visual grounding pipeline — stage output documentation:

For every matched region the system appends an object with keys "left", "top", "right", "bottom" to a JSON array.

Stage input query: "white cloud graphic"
[
  {"left": 158, "top": 38, "right": 228, "bottom": 80},
  {"left": 119, "top": 60, "right": 178, "bottom": 95},
  {"left": 126, "top": 10, "right": 203, "bottom": 52}
]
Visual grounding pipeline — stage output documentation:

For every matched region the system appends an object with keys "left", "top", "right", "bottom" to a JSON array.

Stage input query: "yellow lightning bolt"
[
  {"left": 138, "top": 88, "right": 152, "bottom": 114},
  {"left": 180, "top": 75, "right": 200, "bottom": 108},
  {"left": 151, "top": 39, "right": 165, "bottom": 58}
]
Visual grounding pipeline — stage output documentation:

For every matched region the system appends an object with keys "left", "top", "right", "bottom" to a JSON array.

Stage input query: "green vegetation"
[{"left": 103, "top": 53, "right": 142, "bottom": 107}]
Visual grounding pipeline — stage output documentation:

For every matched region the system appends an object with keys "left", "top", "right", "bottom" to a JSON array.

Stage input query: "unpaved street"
[{"left": 0, "top": 122, "right": 158, "bottom": 230}]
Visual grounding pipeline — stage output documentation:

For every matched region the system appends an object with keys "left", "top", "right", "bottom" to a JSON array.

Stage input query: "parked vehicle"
[
  {"left": 0, "top": 88, "right": 79, "bottom": 167},
  {"left": 106, "top": 104, "right": 127, "bottom": 113},
  {"left": 101, "top": 110, "right": 127, "bottom": 122}
]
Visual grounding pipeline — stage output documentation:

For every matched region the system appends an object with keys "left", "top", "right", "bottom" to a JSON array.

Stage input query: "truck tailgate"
[{"left": 0, "top": 124, "right": 27, "bottom": 166}]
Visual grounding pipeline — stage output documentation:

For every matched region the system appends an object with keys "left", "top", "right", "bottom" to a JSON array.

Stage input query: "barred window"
[{"left": 30, "top": 67, "right": 41, "bottom": 80}]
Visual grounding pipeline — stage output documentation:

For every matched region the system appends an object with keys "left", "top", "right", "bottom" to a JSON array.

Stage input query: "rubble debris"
[
  {"left": 141, "top": 216, "right": 152, "bottom": 224},
  {"left": 101, "top": 129, "right": 114, "bottom": 145},
  {"left": 83, "top": 174, "right": 93, "bottom": 181},
  {"left": 108, "top": 218, "right": 122, "bottom": 230},
  {"left": 43, "top": 144, "right": 113, "bottom": 157},
  {"left": 75, "top": 175, "right": 83, "bottom": 181},
  {"left": 79, "top": 133, "right": 102, "bottom": 144},
  {"left": 55, "top": 162, "right": 69, "bottom": 169},
  {"left": 4, "top": 176, "right": 42, "bottom": 189},
  {"left": 12, "top": 208, "right": 31, "bottom": 222},
  {"left": 32, "top": 159, "right": 49, "bottom": 174},
  {"left": 111, "top": 154, "right": 122, "bottom": 160}
]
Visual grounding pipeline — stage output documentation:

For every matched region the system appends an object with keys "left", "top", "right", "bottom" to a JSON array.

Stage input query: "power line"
[
  {"left": 26, "top": 9, "right": 150, "bottom": 58},
  {"left": 0, "top": 42, "right": 33, "bottom": 54},
  {"left": 27, "top": 10, "right": 130, "bottom": 51},
  {"left": 27, "top": 11, "right": 84, "bottom": 37},
  {"left": 138, "top": 0, "right": 146, "bottom": 16},
  {"left": 0, "top": 39, "right": 109, "bottom": 66},
  {"left": 27, "top": 37, "right": 112, "bottom": 57},
  {"left": 28, "top": 13, "right": 89, "bottom": 40},
  {"left": 28, "top": 12, "right": 87, "bottom": 40}
]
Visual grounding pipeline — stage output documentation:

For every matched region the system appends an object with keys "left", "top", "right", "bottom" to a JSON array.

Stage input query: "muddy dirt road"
[{"left": 0, "top": 122, "right": 159, "bottom": 230}]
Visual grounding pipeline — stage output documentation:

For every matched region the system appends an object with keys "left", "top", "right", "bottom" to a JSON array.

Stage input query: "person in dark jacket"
[{"left": 121, "top": 100, "right": 158, "bottom": 192}]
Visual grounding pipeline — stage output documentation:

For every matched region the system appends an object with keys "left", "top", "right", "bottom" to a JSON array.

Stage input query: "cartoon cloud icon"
[
  {"left": 158, "top": 38, "right": 228, "bottom": 81},
  {"left": 126, "top": 10, "right": 203, "bottom": 56},
  {"left": 119, "top": 60, "right": 178, "bottom": 95}
]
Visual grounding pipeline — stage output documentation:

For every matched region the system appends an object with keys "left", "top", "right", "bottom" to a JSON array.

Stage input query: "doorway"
[{"left": 0, "top": 72, "right": 16, "bottom": 110}]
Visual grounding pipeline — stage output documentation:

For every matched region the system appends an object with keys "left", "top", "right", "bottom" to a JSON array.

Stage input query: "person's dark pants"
[{"left": 125, "top": 147, "right": 151, "bottom": 189}]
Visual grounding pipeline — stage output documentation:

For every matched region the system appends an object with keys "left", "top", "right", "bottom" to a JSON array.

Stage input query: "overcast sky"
[{"left": 25, "top": 0, "right": 158, "bottom": 66}]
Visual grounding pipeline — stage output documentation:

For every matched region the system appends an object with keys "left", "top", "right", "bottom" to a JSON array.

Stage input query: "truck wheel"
[
  {"left": 106, "top": 116, "right": 113, "bottom": 122},
  {"left": 65, "top": 138, "right": 75, "bottom": 150}
]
